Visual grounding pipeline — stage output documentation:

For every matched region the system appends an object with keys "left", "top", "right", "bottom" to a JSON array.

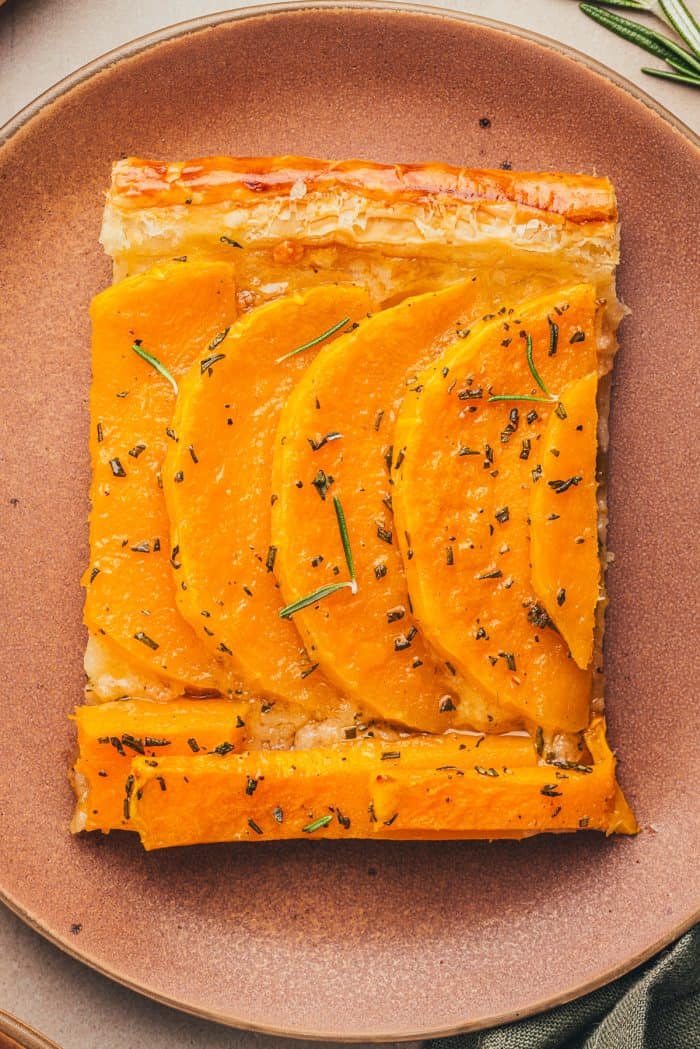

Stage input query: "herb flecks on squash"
[
  {"left": 70, "top": 698, "right": 248, "bottom": 833},
  {"left": 392, "top": 285, "right": 600, "bottom": 734},
  {"left": 271, "top": 280, "right": 515, "bottom": 734},
  {"left": 128, "top": 717, "right": 635, "bottom": 849},
  {"left": 373, "top": 717, "right": 637, "bottom": 835},
  {"left": 162, "top": 284, "right": 371, "bottom": 714},
  {"left": 84, "top": 261, "right": 240, "bottom": 692},
  {"left": 129, "top": 733, "right": 537, "bottom": 848},
  {"left": 531, "top": 372, "right": 600, "bottom": 668}
]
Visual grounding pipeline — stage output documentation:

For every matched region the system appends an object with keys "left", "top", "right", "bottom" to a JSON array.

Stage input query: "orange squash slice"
[
  {"left": 162, "top": 284, "right": 371, "bottom": 715},
  {"left": 128, "top": 717, "right": 635, "bottom": 849},
  {"left": 271, "top": 281, "right": 517, "bottom": 733},
  {"left": 392, "top": 285, "right": 600, "bottom": 734},
  {"left": 71, "top": 698, "right": 248, "bottom": 833},
  {"left": 84, "top": 261, "right": 240, "bottom": 693},
  {"left": 531, "top": 372, "right": 600, "bottom": 668},
  {"left": 373, "top": 717, "right": 637, "bottom": 836}
]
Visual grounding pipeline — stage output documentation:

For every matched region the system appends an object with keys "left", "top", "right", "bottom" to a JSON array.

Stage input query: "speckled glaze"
[{"left": 0, "top": 3, "right": 698, "bottom": 1041}]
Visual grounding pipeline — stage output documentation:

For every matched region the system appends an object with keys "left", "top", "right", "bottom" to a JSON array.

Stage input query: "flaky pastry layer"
[{"left": 102, "top": 155, "right": 619, "bottom": 283}]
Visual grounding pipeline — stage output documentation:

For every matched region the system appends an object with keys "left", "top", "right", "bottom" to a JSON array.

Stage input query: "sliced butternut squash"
[
  {"left": 271, "top": 281, "right": 516, "bottom": 733},
  {"left": 129, "top": 718, "right": 635, "bottom": 849},
  {"left": 531, "top": 372, "right": 600, "bottom": 668},
  {"left": 85, "top": 261, "right": 239, "bottom": 693},
  {"left": 71, "top": 697, "right": 248, "bottom": 833},
  {"left": 129, "top": 733, "right": 536, "bottom": 849},
  {"left": 162, "top": 284, "right": 371, "bottom": 715},
  {"left": 373, "top": 718, "right": 636, "bottom": 835},
  {"left": 392, "top": 285, "right": 600, "bottom": 734}
]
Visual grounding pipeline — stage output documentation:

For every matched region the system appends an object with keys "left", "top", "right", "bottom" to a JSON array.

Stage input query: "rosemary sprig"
[
  {"left": 276, "top": 317, "right": 352, "bottom": 364},
  {"left": 579, "top": 1, "right": 700, "bottom": 85},
  {"left": 131, "top": 341, "right": 178, "bottom": 394},
  {"left": 333, "top": 495, "right": 356, "bottom": 582},
  {"left": 278, "top": 494, "right": 358, "bottom": 618},
  {"left": 489, "top": 332, "right": 555, "bottom": 404},
  {"left": 278, "top": 580, "right": 356, "bottom": 619}
]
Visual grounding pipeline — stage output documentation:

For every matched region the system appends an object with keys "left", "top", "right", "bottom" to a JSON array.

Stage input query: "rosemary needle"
[
  {"left": 276, "top": 317, "right": 351, "bottom": 364},
  {"left": 488, "top": 394, "right": 553, "bottom": 404},
  {"left": 579, "top": 2, "right": 700, "bottom": 84},
  {"left": 302, "top": 814, "right": 334, "bottom": 833},
  {"left": 131, "top": 342, "right": 178, "bottom": 394},
  {"left": 642, "top": 64, "right": 700, "bottom": 83},
  {"left": 278, "top": 580, "right": 356, "bottom": 619},
  {"left": 525, "top": 333, "right": 551, "bottom": 396},
  {"left": 278, "top": 494, "right": 358, "bottom": 618},
  {"left": 333, "top": 495, "right": 356, "bottom": 583}
]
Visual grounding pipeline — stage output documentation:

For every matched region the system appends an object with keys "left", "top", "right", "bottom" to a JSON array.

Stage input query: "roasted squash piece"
[
  {"left": 392, "top": 285, "right": 599, "bottom": 734},
  {"left": 373, "top": 717, "right": 637, "bottom": 835},
  {"left": 271, "top": 281, "right": 516, "bottom": 733},
  {"left": 70, "top": 698, "right": 248, "bottom": 833},
  {"left": 129, "top": 733, "right": 536, "bottom": 849},
  {"left": 129, "top": 719, "right": 634, "bottom": 849},
  {"left": 162, "top": 284, "right": 371, "bottom": 714},
  {"left": 531, "top": 372, "right": 600, "bottom": 668},
  {"left": 84, "top": 261, "right": 239, "bottom": 693}
]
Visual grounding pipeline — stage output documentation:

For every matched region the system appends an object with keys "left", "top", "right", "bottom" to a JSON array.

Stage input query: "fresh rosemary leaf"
[
  {"left": 659, "top": 0, "right": 700, "bottom": 57},
  {"left": 580, "top": 4, "right": 700, "bottom": 77},
  {"left": 488, "top": 394, "right": 552, "bottom": 404},
  {"left": 131, "top": 342, "right": 178, "bottom": 394},
  {"left": 333, "top": 495, "right": 356, "bottom": 582},
  {"left": 641, "top": 64, "right": 700, "bottom": 83},
  {"left": 278, "top": 580, "right": 356, "bottom": 619},
  {"left": 525, "top": 333, "right": 551, "bottom": 396},
  {"left": 302, "top": 814, "right": 333, "bottom": 833},
  {"left": 276, "top": 317, "right": 351, "bottom": 364}
]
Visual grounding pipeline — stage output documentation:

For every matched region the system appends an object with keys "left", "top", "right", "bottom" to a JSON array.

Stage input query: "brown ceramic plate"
[
  {"left": 0, "top": 1010, "right": 58, "bottom": 1049},
  {"left": 0, "top": 2, "right": 698, "bottom": 1041}
]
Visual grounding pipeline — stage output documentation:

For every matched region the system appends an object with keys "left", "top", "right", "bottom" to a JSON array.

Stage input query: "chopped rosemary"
[
  {"left": 276, "top": 316, "right": 351, "bottom": 364},
  {"left": 302, "top": 814, "right": 333, "bottom": 833},
  {"left": 134, "top": 631, "right": 159, "bottom": 650},
  {"left": 109, "top": 458, "right": 126, "bottom": 477},
  {"left": 308, "top": 432, "right": 343, "bottom": 451},
  {"left": 200, "top": 352, "right": 226, "bottom": 375},
  {"left": 333, "top": 495, "right": 356, "bottom": 582},
  {"left": 548, "top": 475, "right": 582, "bottom": 494},
  {"left": 132, "top": 341, "right": 178, "bottom": 394},
  {"left": 547, "top": 316, "right": 559, "bottom": 356},
  {"left": 311, "top": 469, "right": 334, "bottom": 501}
]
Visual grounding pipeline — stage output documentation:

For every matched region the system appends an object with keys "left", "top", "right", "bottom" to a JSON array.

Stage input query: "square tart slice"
[{"left": 72, "top": 156, "right": 636, "bottom": 848}]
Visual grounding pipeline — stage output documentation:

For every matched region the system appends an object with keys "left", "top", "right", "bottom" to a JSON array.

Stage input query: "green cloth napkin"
[{"left": 427, "top": 924, "right": 699, "bottom": 1049}]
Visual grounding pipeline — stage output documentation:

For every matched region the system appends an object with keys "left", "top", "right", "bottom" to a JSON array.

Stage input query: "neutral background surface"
[{"left": 0, "top": 2, "right": 697, "bottom": 1048}]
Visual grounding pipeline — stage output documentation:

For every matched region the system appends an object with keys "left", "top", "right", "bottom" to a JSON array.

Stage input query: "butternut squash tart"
[{"left": 72, "top": 155, "right": 636, "bottom": 848}]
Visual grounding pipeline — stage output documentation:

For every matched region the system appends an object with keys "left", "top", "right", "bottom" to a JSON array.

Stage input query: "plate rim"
[
  {"left": 1, "top": 2, "right": 698, "bottom": 1041},
  {"left": 1, "top": 0, "right": 698, "bottom": 151}
]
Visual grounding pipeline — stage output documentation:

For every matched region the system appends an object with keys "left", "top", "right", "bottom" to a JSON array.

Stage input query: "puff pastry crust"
[{"left": 102, "top": 155, "right": 620, "bottom": 295}]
